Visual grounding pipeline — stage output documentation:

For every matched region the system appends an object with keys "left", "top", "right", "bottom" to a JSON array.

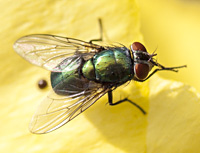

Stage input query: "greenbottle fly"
[{"left": 13, "top": 20, "right": 186, "bottom": 134}]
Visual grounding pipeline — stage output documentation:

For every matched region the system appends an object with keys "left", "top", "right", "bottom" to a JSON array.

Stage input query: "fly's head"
[
  {"left": 131, "top": 42, "right": 156, "bottom": 80},
  {"left": 130, "top": 42, "right": 186, "bottom": 81}
]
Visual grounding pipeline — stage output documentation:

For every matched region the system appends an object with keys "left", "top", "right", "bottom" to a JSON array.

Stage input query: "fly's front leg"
[
  {"left": 135, "top": 64, "right": 187, "bottom": 82},
  {"left": 108, "top": 90, "right": 146, "bottom": 114},
  {"left": 89, "top": 18, "right": 103, "bottom": 43}
]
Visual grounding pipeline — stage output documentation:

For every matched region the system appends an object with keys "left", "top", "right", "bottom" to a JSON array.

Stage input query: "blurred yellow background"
[
  {"left": 138, "top": 0, "right": 200, "bottom": 91},
  {"left": 0, "top": 0, "right": 200, "bottom": 153}
]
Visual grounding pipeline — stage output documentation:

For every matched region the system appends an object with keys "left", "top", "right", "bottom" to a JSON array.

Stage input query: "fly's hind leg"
[
  {"left": 108, "top": 90, "right": 146, "bottom": 114},
  {"left": 89, "top": 18, "right": 103, "bottom": 43}
]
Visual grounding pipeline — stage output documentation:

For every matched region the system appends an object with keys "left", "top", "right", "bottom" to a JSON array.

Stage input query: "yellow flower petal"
[
  {"left": 138, "top": 0, "right": 200, "bottom": 91},
  {"left": 0, "top": 0, "right": 146, "bottom": 153},
  {"left": 1, "top": 0, "right": 199, "bottom": 153},
  {"left": 147, "top": 75, "right": 200, "bottom": 153}
]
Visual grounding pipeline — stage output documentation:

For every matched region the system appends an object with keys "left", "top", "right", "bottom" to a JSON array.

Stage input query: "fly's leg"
[
  {"left": 135, "top": 64, "right": 187, "bottom": 82},
  {"left": 108, "top": 90, "right": 146, "bottom": 114},
  {"left": 89, "top": 18, "right": 103, "bottom": 43}
]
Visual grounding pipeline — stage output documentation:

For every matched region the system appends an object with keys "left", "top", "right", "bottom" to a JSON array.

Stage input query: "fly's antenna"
[
  {"left": 148, "top": 52, "right": 157, "bottom": 62},
  {"left": 148, "top": 46, "right": 158, "bottom": 62}
]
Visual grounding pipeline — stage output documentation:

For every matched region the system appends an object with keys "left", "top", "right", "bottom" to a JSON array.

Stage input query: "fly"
[{"left": 13, "top": 19, "right": 186, "bottom": 134}]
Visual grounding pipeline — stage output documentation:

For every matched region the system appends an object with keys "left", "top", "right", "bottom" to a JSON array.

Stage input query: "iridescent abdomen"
[{"left": 51, "top": 57, "right": 89, "bottom": 95}]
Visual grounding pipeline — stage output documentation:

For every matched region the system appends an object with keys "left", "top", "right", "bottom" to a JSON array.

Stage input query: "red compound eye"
[
  {"left": 135, "top": 63, "right": 149, "bottom": 80},
  {"left": 132, "top": 42, "right": 150, "bottom": 80},
  {"left": 131, "top": 42, "right": 147, "bottom": 52}
]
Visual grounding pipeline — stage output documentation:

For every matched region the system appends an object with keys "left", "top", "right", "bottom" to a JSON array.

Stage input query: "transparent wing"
[
  {"left": 29, "top": 78, "right": 108, "bottom": 134},
  {"left": 13, "top": 34, "right": 102, "bottom": 72}
]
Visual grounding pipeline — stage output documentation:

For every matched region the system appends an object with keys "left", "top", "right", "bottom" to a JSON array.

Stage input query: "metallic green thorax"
[{"left": 82, "top": 47, "right": 133, "bottom": 84}]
